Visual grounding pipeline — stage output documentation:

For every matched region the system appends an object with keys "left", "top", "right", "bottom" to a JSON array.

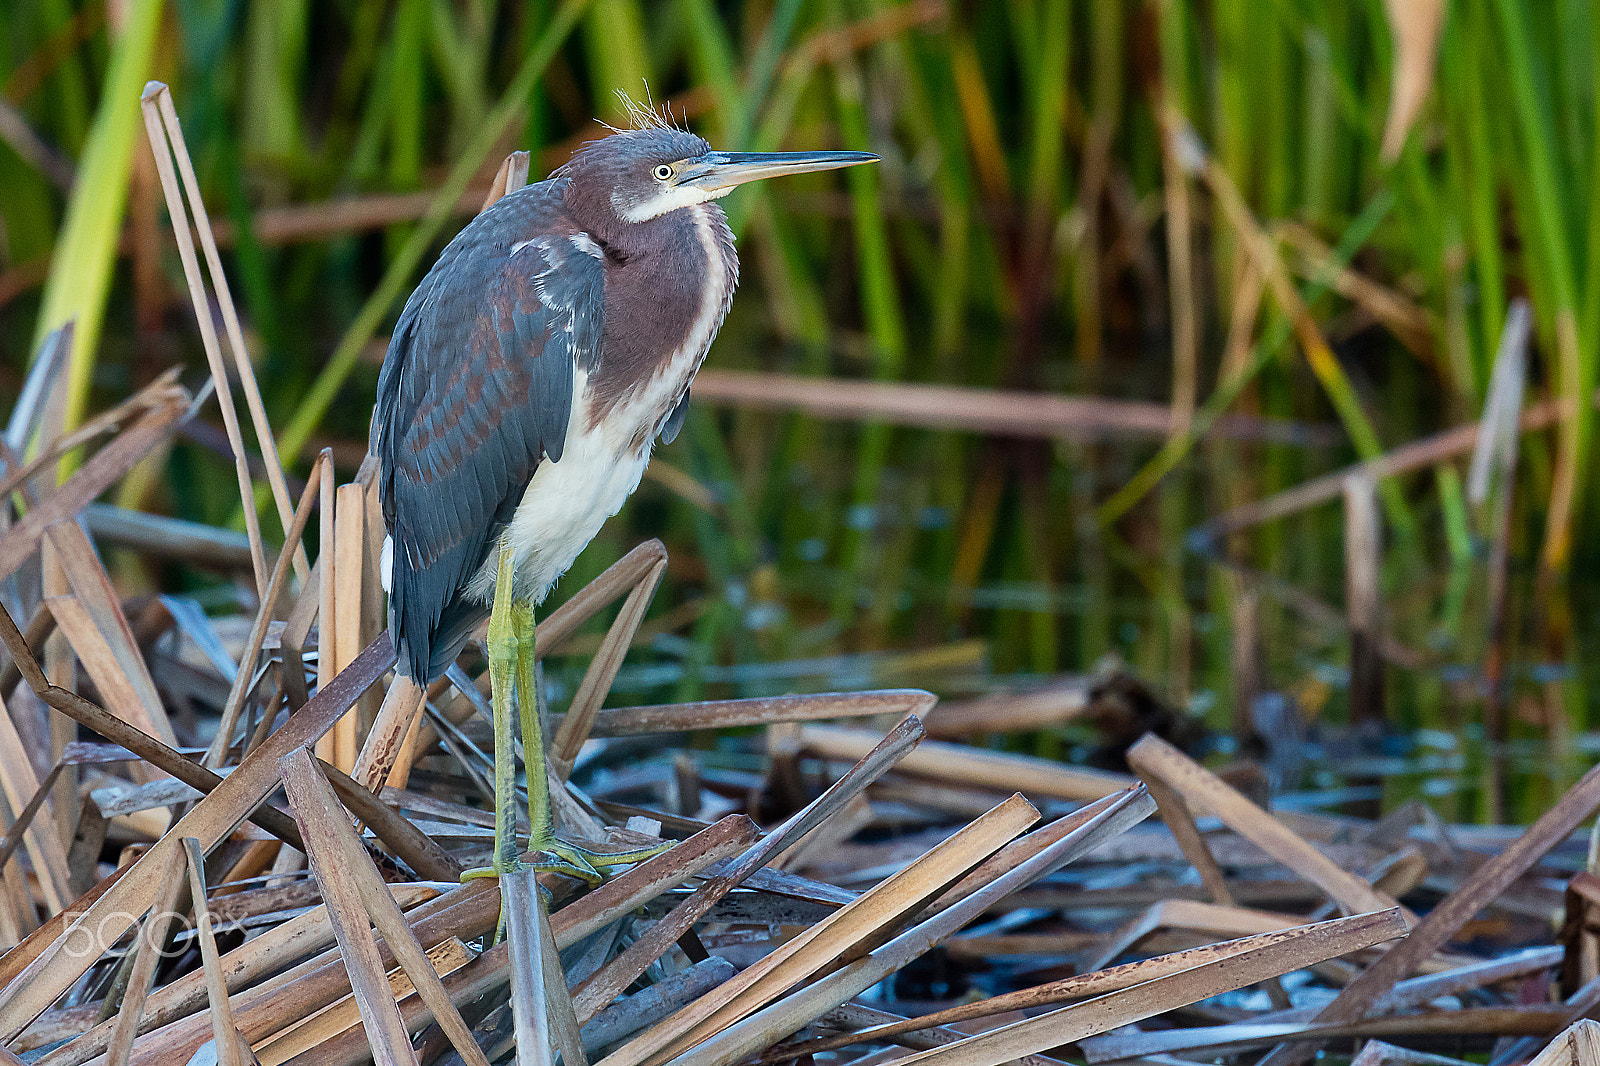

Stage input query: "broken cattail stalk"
[
  {"left": 620, "top": 786, "right": 1155, "bottom": 1066},
  {"left": 1254, "top": 757, "right": 1600, "bottom": 1066},
  {"left": 138, "top": 83, "right": 269, "bottom": 594},
  {"left": 800, "top": 726, "right": 1135, "bottom": 801},
  {"left": 884, "top": 909, "right": 1407, "bottom": 1066},
  {"left": 148, "top": 84, "right": 306, "bottom": 582},
  {"left": 572, "top": 715, "right": 925, "bottom": 1027},
  {"left": 0, "top": 635, "right": 396, "bottom": 1043},
  {"left": 1127, "top": 734, "right": 1406, "bottom": 920},
  {"left": 278, "top": 748, "right": 486, "bottom": 1066}
]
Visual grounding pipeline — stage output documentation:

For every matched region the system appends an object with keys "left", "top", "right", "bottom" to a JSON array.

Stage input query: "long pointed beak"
[{"left": 678, "top": 150, "right": 879, "bottom": 192}]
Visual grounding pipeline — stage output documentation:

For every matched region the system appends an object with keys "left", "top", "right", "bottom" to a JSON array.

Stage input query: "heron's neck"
[{"left": 586, "top": 203, "right": 738, "bottom": 417}]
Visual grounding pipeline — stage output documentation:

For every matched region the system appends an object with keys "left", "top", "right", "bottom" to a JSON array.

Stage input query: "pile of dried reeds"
[{"left": 0, "top": 82, "right": 1598, "bottom": 1066}]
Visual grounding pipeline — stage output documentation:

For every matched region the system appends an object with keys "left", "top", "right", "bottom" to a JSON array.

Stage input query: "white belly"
[{"left": 463, "top": 367, "right": 660, "bottom": 606}]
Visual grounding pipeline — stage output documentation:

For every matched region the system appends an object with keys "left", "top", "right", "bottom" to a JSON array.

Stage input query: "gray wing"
[{"left": 372, "top": 191, "right": 604, "bottom": 680}]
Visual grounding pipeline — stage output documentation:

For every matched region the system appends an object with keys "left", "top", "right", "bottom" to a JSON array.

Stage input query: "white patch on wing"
[
  {"left": 381, "top": 534, "right": 394, "bottom": 595},
  {"left": 466, "top": 204, "right": 735, "bottom": 606},
  {"left": 570, "top": 232, "right": 604, "bottom": 259},
  {"left": 510, "top": 238, "right": 539, "bottom": 256}
]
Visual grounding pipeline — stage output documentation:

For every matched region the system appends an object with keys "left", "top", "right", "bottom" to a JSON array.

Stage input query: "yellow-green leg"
[
  {"left": 512, "top": 607, "right": 663, "bottom": 883},
  {"left": 461, "top": 540, "right": 526, "bottom": 882},
  {"left": 463, "top": 542, "right": 671, "bottom": 886},
  {"left": 488, "top": 540, "right": 520, "bottom": 874},
  {"left": 511, "top": 601, "right": 547, "bottom": 851}
]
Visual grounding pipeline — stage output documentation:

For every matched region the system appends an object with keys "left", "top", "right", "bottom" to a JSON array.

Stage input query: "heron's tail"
[{"left": 392, "top": 597, "right": 487, "bottom": 683}]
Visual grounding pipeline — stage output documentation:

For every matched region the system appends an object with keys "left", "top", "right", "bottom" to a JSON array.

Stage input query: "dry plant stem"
[
  {"left": 1374, "top": 945, "right": 1563, "bottom": 1013},
  {"left": 1344, "top": 472, "right": 1385, "bottom": 733},
  {"left": 109, "top": 820, "right": 755, "bottom": 1066},
  {"left": 800, "top": 726, "right": 1135, "bottom": 801},
  {"left": 574, "top": 959, "right": 736, "bottom": 1055},
  {"left": 0, "top": 603, "right": 55, "bottom": 702},
  {"left": 276, "top": 450, "right": 330, "bottom": 704},
  {"left": 922, "top": 680, "right": 1087, "bottom": 737},
  {"left": 555, "top": 689, "right": 934, "bottom": 737},
  {"left": 480, "top": 150, "right": 531, "bottom": 211},
  {"left": 81, "top": 503, "right": 253, "bottom": 570},
  {"left": 276, "top": 750, "right": 416, "bottom": 1066},
  {"left": 118, "top": 817, "right": 764, "bottom": 1066},
  {"left": 1255, "top": 757, "right": 1600, "bottom": 1066},
  {"left": 149, "top": 85, "right": 306, "bottom": 582},
  {"left": 538, "top": 889, "right": 588, "bottom": 1066},
  {"left": 688, "top": 370, "right": 1327, "bottom": 445},
  {"left": 761, "top": 919, "right": 1385, "bottom": 1062},
  {"left": 1079, "top": 1009, "right": 1567, "bottom": 1060},
  {"left": 1082, "top": 899, "right": 1311, "bottom": 973},
  {"left": 534, "top": 540, "right": 668, "bottom": 656},
  {"left": 138, "top": 84, "right": 268, "bottom": 594},
  {"left": 1480, "top": 304, "right": 1532, "bottom": 822},
  {"left": 48, "top": 516, "right": 177, "bottom": 745},
  {"left": 0, "top": 367, "right": 179, "bottom": 506},
  {"left": 315, "top": 757, "right": 461, "bottom": 880},
  {"left": 1190, "top": 391, "right": 1594, "bottom": 546},
  {"left": 549, "top": 556, "right": 667, "bottom": 779},
  {"left": 808, "top": 1005, "right": 1068, "bottom": 1066},
  {"left": 632, "top": 786, "right": 1156, "bottom": 1066},
  {"left": 622, "top": 795, "right": 1041, "bottom": 1066},
  {"left": 278, "top": 748, "right": 487, "bottom": 1066},
  {"left": 0, "top": 707, "right": 71, "bottom": 912},
  {"left": 330, "top": 482, "right": 367, "bottom": 770},
  {"left": 1352, "top": 1042, "right": 1476, "bottom": 1066},
  {"left": 352, "top": 677, "right": 427, "bottom": 791},
  {"left": 104, "top": 845, "right": 188, "bottom": 1066},
  {"left": 502, "top": 869, "right": 553, "bottom": 1066},
  {"left": 573, "top": 715, "right": 925, "bottom": 1027},
  {"left": 1127, "top": 734, "right": 1406, "bottom": 919},
  {"left": 0, "top": 599, "right": 305, "bottom": 849},
  {"left": 205, "top": 453, "right": 327, "bottom": 768},
  {"left": 876, "top": 910, "right": 1407, "bottom": 1066},
  {"left": 1141, "top": 773, "right": 1234, "bottom": 905},
  {"left": 0, "top": 761, "right": 64, "bottom": 872},
  {"left": 317, "top": 461, "right": 336, "bottom": 704},
  {"left": 1157, "top": 102, "right": 1199, "bottom": 439},
  {"left": 0, "top": 862, "right": 131, "bottom": 992},
  {"left": 0, "top": 634, "right": 396, "bottom": 1043},
  {"left": 1526, "top": 1020, "right": 1600, "bottom": 1066},
  {"left": 1280, "top": 224, "right": 1433, "bottom": 356},
  {"left": 34, "top": 885, "right": 442, "bottom": 1066},
  {"left": 181, "top": 838, "right": 246, "bottom": 1066},
  {"left": 924, "top": 790, "right": 1127, "bottom": 915},
  {"left": 0, "top": 396, "right": 186, "bottom": 587}
]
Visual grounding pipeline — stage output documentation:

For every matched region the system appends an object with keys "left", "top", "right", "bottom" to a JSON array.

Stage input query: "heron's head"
[{"left": 562, "top": 125, "right": 878, "bottom": 243}]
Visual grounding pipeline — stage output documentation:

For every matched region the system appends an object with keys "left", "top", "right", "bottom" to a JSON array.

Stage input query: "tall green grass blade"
[{"left": 30, "top": 0, "right": 166, "bottom": 434}]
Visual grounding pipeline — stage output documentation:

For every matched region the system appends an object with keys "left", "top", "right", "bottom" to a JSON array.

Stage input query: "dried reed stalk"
[
  {"left": 147, "top": 85, "right": 305, "bottom": 581},
  {"left": 138, "top": 83, "right": 268, "bottom": 593}
]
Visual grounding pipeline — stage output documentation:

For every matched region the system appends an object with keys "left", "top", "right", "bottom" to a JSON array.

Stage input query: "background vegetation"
[{"left": 0, "top": 0, "right": 1592, "bottom": 823}]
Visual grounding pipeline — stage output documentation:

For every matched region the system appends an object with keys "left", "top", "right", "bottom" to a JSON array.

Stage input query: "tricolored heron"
[{"left": 371, "top": 118, "right": 877, "bottom": 879}]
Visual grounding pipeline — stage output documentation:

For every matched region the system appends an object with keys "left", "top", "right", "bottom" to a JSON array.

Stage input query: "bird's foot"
[
  {"left": 459, "top": 837, "right": 671, "bottom": 886},
  {"left": 548, "top": 838, "right": 674, "bottom": 883}
]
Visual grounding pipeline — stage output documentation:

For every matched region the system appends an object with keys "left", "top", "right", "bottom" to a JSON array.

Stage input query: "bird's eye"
[{"left": 653, "top": 164, "right": 674, "bottom": 182}]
